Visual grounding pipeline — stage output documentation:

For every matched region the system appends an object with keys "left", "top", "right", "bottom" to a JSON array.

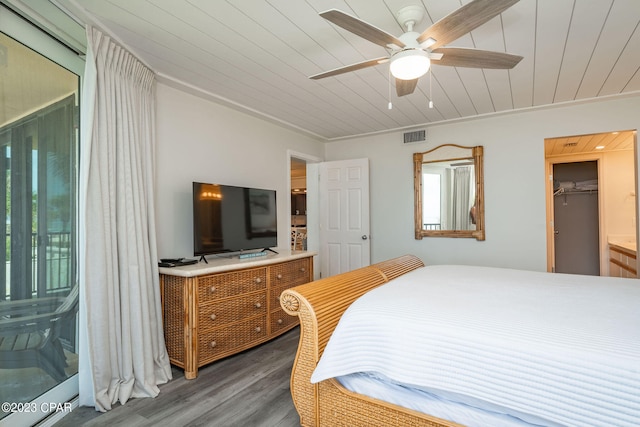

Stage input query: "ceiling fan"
[{"left": 310, "top": 0, "right": 523, "bottom": 97}]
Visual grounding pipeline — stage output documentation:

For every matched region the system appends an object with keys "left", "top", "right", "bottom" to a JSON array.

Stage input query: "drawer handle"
[
  {"left": 255, "top": 302, "right": 262, "bottom": 309},
  {"left": 210, "top": 341, "right": 217, "bottom": 348},
  {"left": 299, "top": 267, "right": 306, "bottom": 273},
  {"left": 276, "top": 274, "right": 283, "bottom": 280},
  {"left": 255, "top": 326, "right": 261, "bottom": 333},
  {"left": 277, "top": 318, "right": 283, "bottom": 325},
  {"left": 210, "top": 314, "right": 217, "bottom": 321},
  {"left": 255, "top": 277, "right": 262, "bottom": 284},
  {"left": 209, "top": 286, "right": 216, "bottom": 293}
]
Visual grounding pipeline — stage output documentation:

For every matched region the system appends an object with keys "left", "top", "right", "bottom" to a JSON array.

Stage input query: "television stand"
[
  {"left": 199, "top": 255, "right": 208, "bottom": 264},
  {"left": 262, "top": 247, "right": 278, "bottom": 254},
  {"left": 159, "top": 251, "right": 315, "bottom": 379}
]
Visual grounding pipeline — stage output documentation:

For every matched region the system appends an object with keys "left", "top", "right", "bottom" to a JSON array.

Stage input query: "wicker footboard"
[
  {"left": 317, "top": 379, "right": 463, "bottom": 427},
  {"left": 280, "top": 255, "right": 460, "bottom": 427}
]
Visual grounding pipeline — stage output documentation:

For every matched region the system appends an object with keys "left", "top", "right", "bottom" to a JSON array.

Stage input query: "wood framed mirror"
[{"left": 414, "top": 144, "right": 485, "bottom": 241}]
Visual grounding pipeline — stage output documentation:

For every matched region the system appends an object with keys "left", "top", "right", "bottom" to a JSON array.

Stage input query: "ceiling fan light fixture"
[{"left": 390, "top": 49, "right": 430, "bottom": 80}]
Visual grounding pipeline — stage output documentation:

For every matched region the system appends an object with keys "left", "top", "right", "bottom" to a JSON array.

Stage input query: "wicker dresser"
[{"left": 160, "top": 251, "right": 314, "bottom": 379}]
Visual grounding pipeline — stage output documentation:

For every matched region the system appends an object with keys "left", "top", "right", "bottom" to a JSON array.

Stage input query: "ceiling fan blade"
[
  {"left": 320, "top": 9, "right": 406, "bottom": 49},
  {"left": 309, "top": 57, "right": 389, "bottom": 80},
  {"left": 418, "top": 0, "right": 520, "bottom": 49},
  {"left": 396, "top": 78, "right": 419, "bottom": 97},
  {"left": 432, "top": 47, "right": 523, "bottom": 69}
]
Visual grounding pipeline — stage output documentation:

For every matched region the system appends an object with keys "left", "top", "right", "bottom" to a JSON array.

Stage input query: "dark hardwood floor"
[{"left": 53, "top": 328, "right": 301, "bottom": 427}]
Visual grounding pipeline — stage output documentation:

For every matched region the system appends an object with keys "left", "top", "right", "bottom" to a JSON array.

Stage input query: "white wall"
[
  {"left": 324, "top": 95, "right": 640, "bottom": 271},
  {"left": 155, "top": 83, "right": 324, "bottom": 258},
  {"left": 603, "top": 149, "right": 636, "bottom": 239},
  {"left": 154, "top": 84, "right": 640, "bottom": 271}
]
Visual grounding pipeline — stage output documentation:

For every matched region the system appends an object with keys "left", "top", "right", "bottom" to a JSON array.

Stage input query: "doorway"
[
  {"left": 287, "top": 153, "right": 371, "bottom": 279},
  {"left": 552, "top": 161, "right": 600, "bottom": 275},
  {"left": 545, "top": 130, "right": 637, "bottom": 276},
  {"left": 288, "top": 151, "right": 322, "bottom": 279},
  {"left": 290, "top": 157, "right": 308, "bottom": 251}
]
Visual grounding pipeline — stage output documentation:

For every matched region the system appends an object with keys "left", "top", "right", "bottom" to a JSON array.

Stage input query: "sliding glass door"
[{"left": 0, "top": 6, "right": 83, "bottom": 424}]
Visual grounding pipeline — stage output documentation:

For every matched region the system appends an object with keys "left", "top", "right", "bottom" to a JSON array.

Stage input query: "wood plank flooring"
[{"left": 53, "top": 328, "right": 301, "bottom": 427}]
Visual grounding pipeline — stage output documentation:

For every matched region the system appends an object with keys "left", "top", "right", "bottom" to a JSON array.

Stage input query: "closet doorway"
[
  {"left": 552, "top": 161, "right": 600, "bottom": 275},
  {"left": 545, "top": 130, "right": 637, "bottom": 276}
]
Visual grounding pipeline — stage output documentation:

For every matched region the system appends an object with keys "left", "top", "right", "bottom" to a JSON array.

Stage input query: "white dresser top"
[{"left": 158, "top": 250, "right": 316, "bottom": 277}]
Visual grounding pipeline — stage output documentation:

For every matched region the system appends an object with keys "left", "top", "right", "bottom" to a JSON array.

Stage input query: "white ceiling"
[{"left": 14, "top": 0, "right": 640, "bottom": 141}]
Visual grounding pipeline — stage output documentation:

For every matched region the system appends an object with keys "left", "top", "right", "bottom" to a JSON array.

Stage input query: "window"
[{"left": 422, "top": 172, "right": 441, "bottom": 230}]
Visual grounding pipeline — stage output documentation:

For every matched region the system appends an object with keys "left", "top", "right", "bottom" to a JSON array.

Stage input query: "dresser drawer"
[
  {"left": 197, "top": 267, "right": 267, "bottom": 303},
  {"left": 198, "top": 316, "right": 267, "bottom": 364},
  {"left": 199, "top": 292, "right": 267, "bottom": 329},
  {"left": 270, "top": 258, "right": 310, "bottom": 287},
  {"left": 270, "top": 282, "right": 294, "bottom": 310},
  {"left": 269, "top": 307, "right": 298, "bottom": 335}
]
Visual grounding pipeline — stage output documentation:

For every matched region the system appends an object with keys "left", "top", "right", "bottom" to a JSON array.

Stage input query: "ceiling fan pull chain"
[
  {"left": 428, "top": 68, "right": 434, "bottom": 109},
  {"left": 388, "top": 67, "right": 393, "bottom": 110}
]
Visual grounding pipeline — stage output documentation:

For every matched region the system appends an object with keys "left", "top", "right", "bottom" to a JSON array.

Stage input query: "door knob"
[{"left": 362, "top": 235, "right": 368, "bottom": 240}]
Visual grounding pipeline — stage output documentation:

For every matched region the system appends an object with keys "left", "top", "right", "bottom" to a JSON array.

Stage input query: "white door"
[{"left": 319, "top": 158, "right": 370, "bottom": 278}]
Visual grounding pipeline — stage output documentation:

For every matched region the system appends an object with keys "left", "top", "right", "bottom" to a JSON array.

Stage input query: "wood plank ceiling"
[
  {"left": 545, "top": 130, "right": 635, "bottom": 157},
  {"left": 12, "top": 0, "right": 640, "bottom": 141}
]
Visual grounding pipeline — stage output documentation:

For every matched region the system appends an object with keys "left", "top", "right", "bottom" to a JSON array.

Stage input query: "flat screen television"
[{"left": 193, "top": 182, "right": 278, "bottom": 258}]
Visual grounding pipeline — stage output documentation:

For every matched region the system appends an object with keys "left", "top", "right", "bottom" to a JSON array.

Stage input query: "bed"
[{"left": 280, "top": 255, "right": 640, "bottom": 427}]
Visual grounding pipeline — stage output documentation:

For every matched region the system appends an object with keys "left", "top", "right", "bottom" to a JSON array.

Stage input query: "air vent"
[{"left": 404, "top": 129, "right": 426, "bottom": 144}]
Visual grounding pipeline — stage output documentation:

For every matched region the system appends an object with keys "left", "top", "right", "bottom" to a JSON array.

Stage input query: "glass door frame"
[{"left": 1, "top": 5, "right": 84, "bottom": 426}]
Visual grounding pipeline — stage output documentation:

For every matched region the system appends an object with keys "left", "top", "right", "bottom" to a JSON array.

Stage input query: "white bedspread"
[{"left": 311, "top": 265, "right": 640, "bottom": 427}]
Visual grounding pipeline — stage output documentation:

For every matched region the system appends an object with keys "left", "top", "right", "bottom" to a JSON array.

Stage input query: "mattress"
[
  {"left": 337, "top": 372, "right": 558, "bottom": 427},
  {"left": 311, "top": 265, "right": 640, "bottom": 427}
]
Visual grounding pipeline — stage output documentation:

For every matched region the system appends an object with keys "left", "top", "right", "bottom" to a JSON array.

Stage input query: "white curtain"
[
  {"left": 451, "top": 166, "right": 474, "bottom": 230},
  {"left": 78, "top": 26, "right": 172, "bottom": 412}
]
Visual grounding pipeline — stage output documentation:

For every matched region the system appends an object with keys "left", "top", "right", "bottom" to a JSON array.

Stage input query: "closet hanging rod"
[{"left": 554, "top": 189, "right": 598, "bottom": 196}]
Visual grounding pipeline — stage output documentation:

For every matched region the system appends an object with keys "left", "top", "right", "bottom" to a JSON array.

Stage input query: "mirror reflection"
[
  {"left": 414, "top": 144, "right": 485, "bottom": 240},
  {"left": 422, "top": 159, "right": 476, "bottom": 230}
]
